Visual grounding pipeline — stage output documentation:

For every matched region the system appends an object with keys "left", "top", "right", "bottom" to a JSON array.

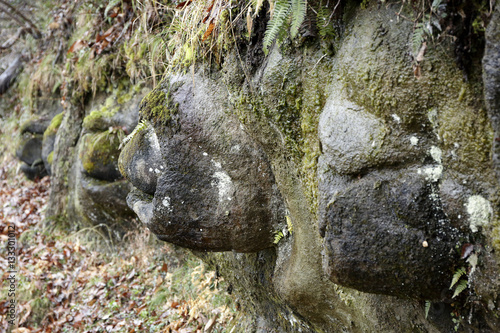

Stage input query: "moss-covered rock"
[
  {"left": 42, "top": 112, "right": 64, "bottom": 175},
  {"left": 82, "top": 84, "right": 145, "bottom": 133},
  {"left": 43, "top": 112, "right": 64, "bottom": 139},
  {"left": 83, "top": 97, "right": 120, "bottom": 131},
  {"left": 80, "top": 129, "right": 123, "bottom": 181},
  {"left": 139, "top": 81, "right": 181, "bottom": 125},
  {"left": 117, "top": 2, "right": 500, "bottom": 331}
]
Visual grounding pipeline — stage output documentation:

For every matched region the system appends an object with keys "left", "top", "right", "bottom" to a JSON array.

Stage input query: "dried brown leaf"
[{"left": 202, "top": 22, "right": 215, "bottom": 42}]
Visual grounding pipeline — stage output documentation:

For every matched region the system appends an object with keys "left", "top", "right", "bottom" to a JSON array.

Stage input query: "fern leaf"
[
  {"left": 412, "top": 23, "right": 425, "bottom": 57},
  {"left": 452, "top": 279, "right": 468, "bottom": 298},
  {"left": 450, "top": 267, "right": 467, "bottom": 289},
  {"left": 286, "top": 215, "right": 293, "bottom": 234},
  {"left": 274, "top": 231, "right": 284, "bottom": 244},
  {"left": 263, "top": 0, "right": 291, "bottom": 55},
  {"left": 120, "top": 119, "right": 148, "bottom": 149},
  {"left": 290, "top": 0, "right": 307, "bottom": 38},
  {"left": 424, "top": 300, "right": 431, "bottom": 319},
  {"left": 316, "top": 3, "right": 335, "bottom": 38}
]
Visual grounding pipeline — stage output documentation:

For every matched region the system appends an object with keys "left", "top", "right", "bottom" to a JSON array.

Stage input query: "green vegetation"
[
  {"left": 139, "top": 82, "right": 181, "bottom": 125},
  {"left": 43, "top": 112, "right": 64, "bottom": 139}
]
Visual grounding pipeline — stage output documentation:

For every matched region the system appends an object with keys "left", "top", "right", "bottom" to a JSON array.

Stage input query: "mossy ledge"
[
  {"left": 139, "top": 81, "right": 182, "bottom": 125},
  {"left": 43, "top": 112, "right": 64, "bottom": 139}
]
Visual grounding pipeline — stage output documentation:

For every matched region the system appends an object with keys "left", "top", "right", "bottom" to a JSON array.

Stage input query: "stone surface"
[
  {"left": 16, "top": 125, "right": 48, "bottom": 180},
  {"left": 63, "top": 87, "right": 147, "bottom": 232},
  {"left": 16, "top": 133, "right": 43, "bottom": 166},
  {"left": 119, "top": 122, "right": 162, "bottom": 195},
  {"left": 116, "top": 3, "right": 500, "bottom": 331},
  {"left": 483, "top": 3, "right": 500, "bottom": 177},
  {"left": 120, "top": 78, "right": 285, "bottom": 252},
  {"left": 321, "top": 168, "right": 461, "bottom": 299},
  {"left": 80, "top": 130, "right": 123, "bottom": 181}
]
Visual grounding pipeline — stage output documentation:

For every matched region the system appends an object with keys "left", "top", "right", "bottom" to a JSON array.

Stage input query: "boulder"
[{"left": 120, "top": 79, "right": 285, "bottom": 252}]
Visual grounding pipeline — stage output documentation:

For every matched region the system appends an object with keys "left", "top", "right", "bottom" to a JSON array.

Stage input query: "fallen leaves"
[
  {"left": 0, "top": 157, "right": 236, "bottom": 332},
  {"left": 67, "top": 1, "right": 134, "bottom": 58}
]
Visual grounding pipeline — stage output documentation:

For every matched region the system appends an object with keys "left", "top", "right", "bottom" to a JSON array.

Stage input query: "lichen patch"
[
  {"left": 466, "top": 195, "right": 493, "bottom": 233},
  {"left": 430, "top": 146, "right": 442, "bottom": 164},
  {"left": 211, "top": 160, "right": 233, "bottom": 202}
]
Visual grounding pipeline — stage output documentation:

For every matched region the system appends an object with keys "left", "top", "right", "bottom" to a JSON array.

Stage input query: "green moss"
[
  {"left": 335, "top": 6, "right": 495, "bottom": 183},
  {"left": 80, "top": 130, "right": 122, "bottom": 174},
  {"left": 139, "top": 82, "right": 181, "bottom": 124},
  {"left": 230, "top": 49, "right": 330, "bottom": 214},
  {"left": 43, "top": 112, "right": 64, "bottom": 139},
  {"left": 47, "top": 151, "right": 54, "bottom": 165},
  {"left": 83, "top": 97, "right": 120, "bottom": 131}
]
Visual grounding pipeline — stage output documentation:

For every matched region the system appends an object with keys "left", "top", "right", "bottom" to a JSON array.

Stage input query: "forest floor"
[{"left": 0, "top": 156, "right": 237, "bottom": 332}]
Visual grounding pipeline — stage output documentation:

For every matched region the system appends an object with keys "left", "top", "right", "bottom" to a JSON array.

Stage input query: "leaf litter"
[{"left": 0, "top": 157, "right": 236, "bottom": 332}]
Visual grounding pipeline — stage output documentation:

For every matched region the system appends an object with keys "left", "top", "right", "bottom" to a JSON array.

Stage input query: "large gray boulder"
[{"left": 119, "top": 78, "right": 285, "bottom": 252}]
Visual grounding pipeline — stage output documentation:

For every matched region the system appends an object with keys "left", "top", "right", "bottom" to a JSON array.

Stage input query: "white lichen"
[
  {"left": 417, "top": 146, "right": 443, "bottom": 182},
  {"left": 410, "top": 136, "right": 419, "bottom": 146},
  {"left": 392, "top": 113, "right": 401, "bottom": 123},
  {"left": 211, "top": 160, "right": 233, "bottom": 201},
  {"left": 466, "top": 195, "right": 493, "bottom": 233},
  {"left": 162, "top": 196, "right": 173, "bottom": 213},
  {"left": 418, "top": 165, "right": 443, "bottom": 182},
  {"left": 429, "top": 146, "right": 442, "bottom": 164}
]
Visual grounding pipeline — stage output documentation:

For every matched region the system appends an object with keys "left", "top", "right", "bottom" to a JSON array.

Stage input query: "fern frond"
[
  {"left": 412, "top": 22, "right": 426, "bottom": 57},
  {"left": 263, "top": 0, "right": 291, "bottom": 55},
  {"left": 452, "top": 279, "right": 468, "bottom": 298},
  {"left": 316, "top": 3, "right": 335, "bottom": 38},
  {"left": 120, "top": 119, "right": 149, "bottom": 149},
  {"left": 450, "top": 267, "right": 467, "bottom": 289},
  {"left": 286, "top": 215, "right": 293, "bottom": 234},
  {"left": 424, "top": 300, "right": 431, "bottom": 319},
  {"left": 274, "top": 231, "right": 284, "bottom": 244},
  {"left": 290, "top": 0, "right": 307, "bottom": 38}
]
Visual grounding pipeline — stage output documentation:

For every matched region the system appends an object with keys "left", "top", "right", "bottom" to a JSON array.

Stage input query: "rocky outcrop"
[
  {"left": 119, "top": 78, "right": 285, "bottom": 252},
  {"left": 484, "top": 3, "right": 500, "bottom": 178},
  {"left": 16, "top": 0, "right": 496, "bottom": 331},
  {"left": 63, "top": 88, "right": 146, "bottom": 233},
  {"left": 16, "top": 108, "right": 62, "bottom": 180},
  {"left": 116, "top": 2, "right": 500, "bottom": 332},
  {"left": 0, "top": 54, "right": 22, "bottom": 94},
  {"left": 40, "top": 84, "right": 148, "bottom": 234}
]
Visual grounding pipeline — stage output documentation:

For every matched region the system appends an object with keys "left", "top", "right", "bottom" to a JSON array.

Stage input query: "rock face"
[
  {"left": 115, "top": 3, "right": 500, "bottom": 332},
  {"left": 119, "top": 78, "right": 285, "bottom": 252},
  {"left": 34, "top": 1, "right": 500, "bottom": 331},
  {"left": 16, "top": 108, "right": 62, "bottom": 180},
  {"left": 484, "top": 4, "right": 500, "bottom": 177},
  {"left": 64, "top": 89, "right": 146, "bottom": 233}
]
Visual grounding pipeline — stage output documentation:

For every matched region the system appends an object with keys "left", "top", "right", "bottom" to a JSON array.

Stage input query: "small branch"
[
  {"left": 0, "top": 0, "right": 41, "bottom": 39},
  {"left": 0, "top": 27, "right": 24, "bottom": 49},
  {"left": 0, "top": 54, "right": 23, "bottom": 94}
]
